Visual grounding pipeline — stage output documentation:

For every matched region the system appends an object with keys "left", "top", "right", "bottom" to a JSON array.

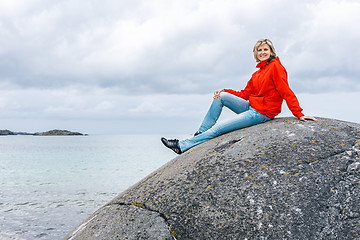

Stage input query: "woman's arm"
[
  {"left": 271, "top": 63, "right": 305, "bottom": 118},
  {"left": 222, "top": 78, "right": 254, "bottom": 100}
]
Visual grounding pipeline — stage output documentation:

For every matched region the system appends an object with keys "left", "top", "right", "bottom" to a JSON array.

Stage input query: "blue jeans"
[{"left": 179, "top": 92, "right": 272, "bottom": 152}]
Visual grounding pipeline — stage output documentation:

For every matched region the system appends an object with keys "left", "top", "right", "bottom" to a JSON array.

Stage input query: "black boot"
[
  {"left": 194, "top": 131, "right": 202, "bottom": 136},
  {"left": 161, "top": 137, "right": 182, "bottom": 154}
]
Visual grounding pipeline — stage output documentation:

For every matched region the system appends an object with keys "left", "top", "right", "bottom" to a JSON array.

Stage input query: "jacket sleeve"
[
  {"left": 271, "top": 63, "right": 304, "bottom": 118},
  {"left": 224, "top": 78, "right": 254, "bottom": 100}
]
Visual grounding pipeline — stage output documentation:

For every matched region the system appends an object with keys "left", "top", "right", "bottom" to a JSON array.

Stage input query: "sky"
[{"left": 0, "top": 0, "right": 359, "bottom": 134}]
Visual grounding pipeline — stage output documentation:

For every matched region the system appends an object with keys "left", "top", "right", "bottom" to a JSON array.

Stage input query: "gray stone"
[
  {"left": 63, "top": 117, "right": 360, "bottom": 240},
  {"left": 64, "top": 204, "right": 173, "bottom": 240}
]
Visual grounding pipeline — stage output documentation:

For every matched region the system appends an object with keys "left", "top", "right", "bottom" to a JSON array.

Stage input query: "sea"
[{"left": 0, "top": 134, "right": 183, "bottom": 240}]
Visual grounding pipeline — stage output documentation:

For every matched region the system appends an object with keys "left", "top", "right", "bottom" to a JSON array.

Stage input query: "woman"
[{"left": 161, "top": 39, "right": 317, "bottom": 154}]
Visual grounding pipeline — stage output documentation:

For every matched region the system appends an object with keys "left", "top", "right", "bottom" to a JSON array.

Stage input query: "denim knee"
[{"left": 219, "top": 91, "right": 230, "bottom": 102}]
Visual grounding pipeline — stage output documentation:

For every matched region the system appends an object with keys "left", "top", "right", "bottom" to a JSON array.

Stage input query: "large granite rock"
[{"left": 63, "top": 117, "right": 360, "bottom": 240}]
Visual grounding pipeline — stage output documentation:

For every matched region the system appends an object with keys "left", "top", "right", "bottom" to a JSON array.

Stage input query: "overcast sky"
[{"left": 0, "top": 0, "right": 359, "bottom": 134}]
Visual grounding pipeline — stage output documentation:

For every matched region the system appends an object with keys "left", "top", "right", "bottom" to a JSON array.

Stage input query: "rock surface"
[{"left": 63, "top": 117, "right": 360, "bottom": 240}]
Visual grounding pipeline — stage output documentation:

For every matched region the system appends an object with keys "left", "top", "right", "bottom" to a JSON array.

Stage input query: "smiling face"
[{"left": 257, "top": 43, "right": 273, "bottom": 62}]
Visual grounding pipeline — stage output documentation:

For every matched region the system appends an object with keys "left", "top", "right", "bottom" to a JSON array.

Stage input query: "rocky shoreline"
[{"left": 0, "top": 129, "right": 87, "bottom": 136}]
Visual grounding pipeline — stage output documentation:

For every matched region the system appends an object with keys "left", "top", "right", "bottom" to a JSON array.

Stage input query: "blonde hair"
[{"left": 253, "top": 39, "right": 277, "bottom": 62}]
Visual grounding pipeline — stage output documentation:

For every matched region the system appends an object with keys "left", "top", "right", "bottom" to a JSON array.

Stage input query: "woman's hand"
[
  {"left": 213, "top": 89, "right": 224, "bottom": 99},
  {"left": 299, "top": 115, "right": 318, "bottom": 122}
]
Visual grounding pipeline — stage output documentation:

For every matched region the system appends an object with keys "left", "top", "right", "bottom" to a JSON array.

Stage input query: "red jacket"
[{"left": 224, "top": 57, "right": 304, "bottom": 119}]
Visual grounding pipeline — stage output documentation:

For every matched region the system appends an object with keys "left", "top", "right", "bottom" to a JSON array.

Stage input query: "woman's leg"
[
  {"left": 197, "top": 92, "right": 251, "bottom": 133},
  {"left": 179, "top": 107, "right": 272, "bottom": 152}
]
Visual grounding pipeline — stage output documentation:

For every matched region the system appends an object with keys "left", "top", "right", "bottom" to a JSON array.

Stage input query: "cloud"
[
  {"left": 283, "top": 1, "right": 360, "bottom": 93},
  {"left": 0, "top": 84, "right": 212, "bottom": 133},
  {"left": 2, "top": 0, "right": 358, "bottom": 93},
  {"left": 0, "top": 0, "right": 359, "bottom": 133},
  {"left": 0, "top": 85, "right": 209, "bottom": 120}
]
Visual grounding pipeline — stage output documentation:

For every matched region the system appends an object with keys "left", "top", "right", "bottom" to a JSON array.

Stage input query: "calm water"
[{"left": 0, "top": 135, "right": 179, "bottom": 240}]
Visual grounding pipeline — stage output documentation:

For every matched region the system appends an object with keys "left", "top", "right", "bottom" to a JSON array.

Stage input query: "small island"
[{"left": 0, "top": 129, "right": 87, "bottom": 136}]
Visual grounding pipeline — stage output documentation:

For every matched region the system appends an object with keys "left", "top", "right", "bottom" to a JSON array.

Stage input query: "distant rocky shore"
[{"left": 0, "top": 129, "right": 87, "bottom": 136}]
